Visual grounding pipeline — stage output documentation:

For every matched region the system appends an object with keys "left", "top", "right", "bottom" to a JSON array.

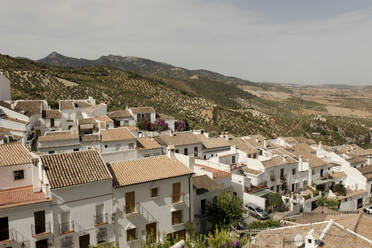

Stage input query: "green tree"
[
  {"left": 332, "top": 183, "right": 346, "bottom": 196},
  {"left": 207, "top": 192, "right": 243, "bottom": 227},
  {"left": 136, "top": 120, "right": 148, "bottom": 130},
  {"left": 268, "top": 192, "right": 282, "bottom": 210}
]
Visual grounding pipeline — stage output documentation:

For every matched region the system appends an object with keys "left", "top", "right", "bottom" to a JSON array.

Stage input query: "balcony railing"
[
  {"left": 31, "top": 221, "right": 51, "bottom": 236},
  {"left": 94, "top": 213, "right": 109, "bottom": 226},
  {"left": 0, "top": 228, "right": 25, "bottom": 243},
  {"left": 59, "top": 221, "right": 74, "bottom": 234}
]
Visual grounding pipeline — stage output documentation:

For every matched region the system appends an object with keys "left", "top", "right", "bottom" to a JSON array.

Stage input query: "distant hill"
[
  {"left": 2, "top": 53, "right": 372, "bottom": 146},
  {"left": 38, "top": 52, "right": 255, "bottom": 85}
]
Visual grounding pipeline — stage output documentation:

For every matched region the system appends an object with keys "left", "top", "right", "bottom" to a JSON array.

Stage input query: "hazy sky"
[{"left": 1, "top": 0, "right": 372, "bottom": 85}]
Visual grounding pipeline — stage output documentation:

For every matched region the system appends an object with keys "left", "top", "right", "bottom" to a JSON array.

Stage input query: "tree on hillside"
[{"left": 207, "top": 192, "right": 243, "bottom": 227}]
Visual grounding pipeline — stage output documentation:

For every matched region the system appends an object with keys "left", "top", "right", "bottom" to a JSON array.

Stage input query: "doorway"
[
  {"left": 79, "top": 234, "right": 90, "bottom": 248},
  {"left": 146, "top": 222, "right": 157, "bottom": 244},
  {"left": 125, "top": 192, "right": 135, "bottom": 214},
  {"left": 36, "top": 239, "right": 48, "bottom": 248},
  {"left": 34, "top": 210, "right": 46, "bottom": 234},
  {"left": 0, "top": 217, "right": 9, "bottom": 241}
]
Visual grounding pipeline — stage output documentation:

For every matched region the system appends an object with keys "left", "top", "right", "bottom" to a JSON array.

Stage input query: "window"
[
  {"left": 253, "top": 153, "right": 257, "bottom": 159},
  {"left": 151, "top": 188, "right": 158, "bottom": 198},
  {"left": 49, "top": 151, "right": 55, "bottom": 154},
  {"left": 175, "top": 149, "right": 179, "bottom": 153},
  {"left": 232, "top": 156, "right": 235, "bottom": 164},
  {"left": 125, "top": 192, "right": 135, "bottom": 214},
  {"left": 172, "top": 210, "right": 182, "bottom": 225},
  {"left": 184, "top": 148, "right": 188, "bottom": 155},
  {"left": 292, "top": 168, "right": 296, "bottom": 175},
  {"left": 14, "top": 170, "right": 24, "bottom": 180},
  {"left": 116, "top": 144, "right": 121, "bottom": 151},
  {"left": 127, "top": 228, "right": 136, "bottom": 241},
  {"left": 128, "top": 143, "right": 134, "bottom": 149},
  {"left": 312, "top": 169, "right": 316, "bottom": 175},
  {"left": 104, "top": 145, "right": 108, "bottom": 149},
  {"left": 73, "top": 148, "right": 79, "bottom": 152},
  {"left": 201, "top": 199, "right": 206, "bottom": 215}
]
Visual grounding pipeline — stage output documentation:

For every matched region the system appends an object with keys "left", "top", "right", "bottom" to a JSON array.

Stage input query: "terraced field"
[{"left": 1, "top": 54, "right": 372, "bottom": 146}]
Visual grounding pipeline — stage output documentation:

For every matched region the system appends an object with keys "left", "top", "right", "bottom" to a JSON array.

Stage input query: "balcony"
[
  {"left": 94, "top": 213, "right": 109, "bottom": 226},
  {"left": 0, "top": 228, "right": 25, "bottom": 244},
  {"left": 31, "top": 221, "right": 51, "bottom": 237},
  {"left": 124, "top": 203, "right": 157, "bottom": 223},
  {"left": 59, "top": 221, "right": 74, "bottom": 235},
  {"left": 170, "top": 193, "right": 187, "bottom": 205}
]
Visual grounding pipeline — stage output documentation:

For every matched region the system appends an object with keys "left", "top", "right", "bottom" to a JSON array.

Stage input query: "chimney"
[
  {"left": 305, "top": 229, "right": 317, "bottom": 248},
  {"left": 167, "top": 146, "right": 175, "bottom": 158}
]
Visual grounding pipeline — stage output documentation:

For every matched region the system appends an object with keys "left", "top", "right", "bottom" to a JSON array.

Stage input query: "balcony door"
[
  {"left": 34, "top": 210, "right": 46, "bottom": 234},
  {"left": 125, "top": 192, "right": 135, "bottom": 214},
  {"left": 172, "top": 182, "right": 181, "bottom": 203},
  {"left": 0, "top": 217, "right": 9, "bottom": 241},
  {"left": 146, "top": 222, "right": 157, "bottom": 244}
]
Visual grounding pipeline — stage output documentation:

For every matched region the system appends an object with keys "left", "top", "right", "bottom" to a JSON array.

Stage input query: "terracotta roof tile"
[
  {"left": 0, "top": 185, "right": 50, "bottom": 208},
  {"left": 38, "top": 131, "right": 79, "bottom": 142},
  {"left": 41, "top": 150, "right": 111, "bottom": 189},
  {"left": 81, "top": 134, "right": 100, "bottom": 143},
  {"left": 59, "top": 100, "right": 74, "bottom": 110},
  {"left": 195, "top": 164, "right": 230, "bottom": 179},
  {"left": 108, "top": 110, "right": 132, "bottom": 118},
  {"left": 136, "top": 137, "right": 162, "bottom": 150},
  {"left": 195, "top": 134, "right": 230, "bottom": 149},
  {"left": 14, "top": 100, "right": 43, "bottom": 116},
  {"left": 94, "top": 116, "right": 113, "bottom": 123},
  {"left": 101, "top": 128, "right": 136, "bottom": 142},
  {"left": 110, "top": 156, "right": 193, "bottom": 187},
  {"left": 155, "top": 132, "right": 202, "bottom": 146},
  {"left": 229, "top": 138, "right": 258, "bottom": 154},
  {"left": 0, "top": 142, "right": 33, "bottom": 167},
  {"left": 42, "top": 110, "right": 62, "bottom": 119},
  {"left": 193, "top": 175, "right": 221, "bottom": 195}
]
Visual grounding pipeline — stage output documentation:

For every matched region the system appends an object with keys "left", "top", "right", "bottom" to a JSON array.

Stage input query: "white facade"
[{"left": 113, "top": 175, "right": 192, "bottom": 248}]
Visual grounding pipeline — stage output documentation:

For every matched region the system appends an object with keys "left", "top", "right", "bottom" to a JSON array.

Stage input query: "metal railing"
[
  {"left": 59, "top": 221, "right": 74, "bottom": 234},
  {"left": 94, "top": 213, "right": 108, "bottom": 225},
  {"left": 31, "top": 221, "right": 51, "bottom": 236}
]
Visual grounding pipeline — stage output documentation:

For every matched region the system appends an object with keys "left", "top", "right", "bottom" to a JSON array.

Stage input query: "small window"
[
  {"left": 127, "top": 228, "right": 136, "bottom": 241},
  {"left": 253, "top": 153, "right": 257, "bottom": 159},
  {"left": 194, "top": 147, "right": 198, "bottom": 152},
  {"left": 232, "top": 156, "right": 236, "bottom": 164},
  {"left": 128, "top": 143, "right": 134, "bottom": 149},
  {"left": 14, "top": 170, "right": 24, "bottom": 180},
  {"left": 292, "top": 168, "right": 296, "bottom": 175},
  {"left": 151, "top": 188, "right": 158, "bottom": 198},
  {"left": 73, "top": 148, "right": 79, "bottom": 152},
  {"left": 175, "top": 149, "right": 179, "bottom": 153},
  {"left": 49, "top": 151, "right": 55, "bottom": 154},
  {"left": 184, "top": 148, "right": 188, "bottom": 156},
  {"left": 172, "top": 210, "right": 182, "bottom": 225},
  {"left": 104, "top": 145, "right": 108, "bottom": 149}
]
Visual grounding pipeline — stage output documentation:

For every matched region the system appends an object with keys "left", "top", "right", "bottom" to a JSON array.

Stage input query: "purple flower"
[{"left": 232, "top": 240, "right": 239, "bottom": 247}]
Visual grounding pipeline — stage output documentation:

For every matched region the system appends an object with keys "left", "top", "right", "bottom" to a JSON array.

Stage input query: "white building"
[
  {"left": 0, "top": 73, "right": 11, "bottom": 101},
  {"left": 109, "top": 156, "right": 193, "bottom": 248},
  {"left": 155, "top": 132, "right": 203, "bottom": 158},
  {"left": 0, "top": 142, "right": 52, "bottom": 248},
  {"left": 37, "top": 131, "right": 80, "bottom": 154},
  {"left": 128, "top": 107, "right": 156, "bottom": 123},
  {"left": 195, "top": 134, "right": 231, "bottom": 160},
  {"left": 192, "top": 175, "right": 222, "bottom": 234},
  {"left": 108, "top": 110, "right": 135, "bottom": 128},
  {"left": 40, "top": 150, "right": 115, "bottom": 248}
]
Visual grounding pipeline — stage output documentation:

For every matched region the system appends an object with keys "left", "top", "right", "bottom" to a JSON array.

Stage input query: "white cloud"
[{"left": 0, "top": 0, "right": 371, "bottom": 84}]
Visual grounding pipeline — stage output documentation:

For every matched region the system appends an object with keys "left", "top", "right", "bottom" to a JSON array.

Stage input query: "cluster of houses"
[{"left": 1, "top": 84, "right": 372, "bottom": 247}]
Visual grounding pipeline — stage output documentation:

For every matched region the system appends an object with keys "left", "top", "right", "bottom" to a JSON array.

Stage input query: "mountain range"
[{"left": 1, "top": 52, "right": 372, "bottom": 147}]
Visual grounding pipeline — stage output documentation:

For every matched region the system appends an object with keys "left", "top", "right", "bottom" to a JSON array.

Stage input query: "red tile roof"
[
  {"left": 0, "top": 185, "right": 50, "bottom": 208},
  {"left": 195, "top": 164, "right": 230, "bottom": 179}
]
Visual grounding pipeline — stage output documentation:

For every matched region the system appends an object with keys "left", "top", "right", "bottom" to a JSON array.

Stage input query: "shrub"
[{"left": 332, "top": 183, "right": 346, "bottom": 196}]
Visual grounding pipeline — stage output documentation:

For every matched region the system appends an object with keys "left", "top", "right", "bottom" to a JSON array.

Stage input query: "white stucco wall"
[
  {"left": 113, "top": 175, "right": 192, "bottom": 248},
  {"left": 0, "top": 164, "right": 33, "bottom": 190}
]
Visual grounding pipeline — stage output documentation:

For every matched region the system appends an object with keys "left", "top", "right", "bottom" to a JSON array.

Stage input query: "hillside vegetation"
[{"left": 1, "top": 53, "right": 371, "bottom": 146}]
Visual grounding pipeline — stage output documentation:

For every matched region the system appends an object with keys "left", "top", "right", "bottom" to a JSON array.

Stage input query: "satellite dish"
[{"left": 294, "top": 234, "right": 303, "bottom": 247}]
